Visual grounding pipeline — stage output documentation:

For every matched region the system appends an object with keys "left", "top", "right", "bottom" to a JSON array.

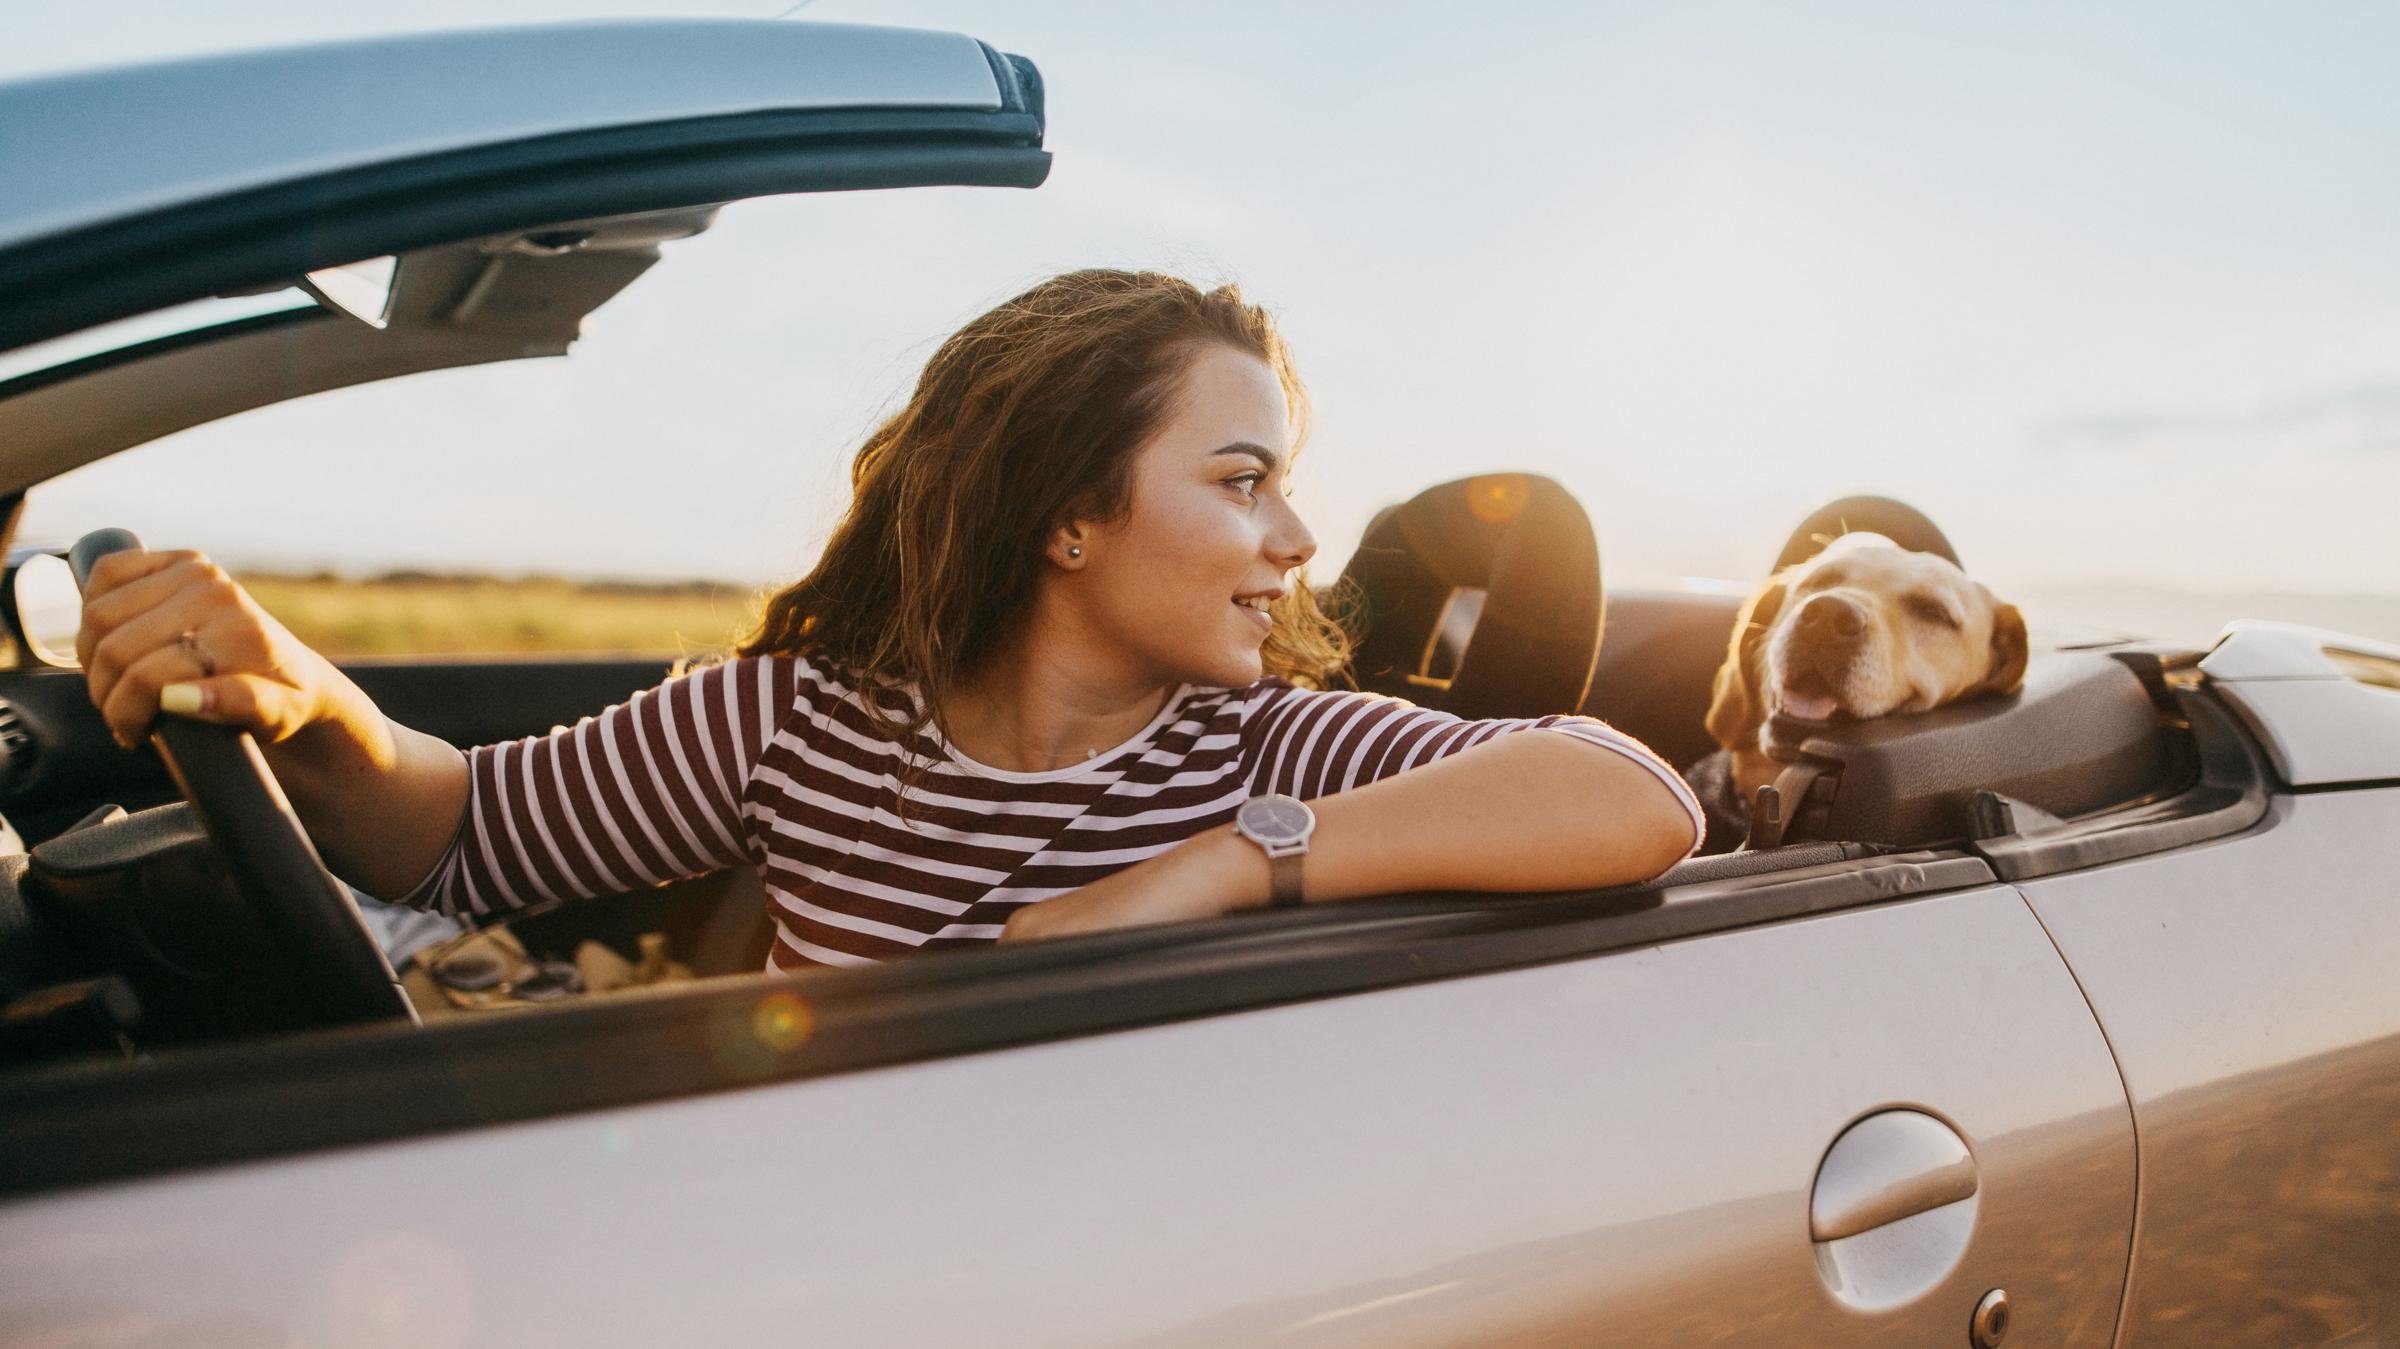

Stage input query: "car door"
[
  {"left": 2, "top": 850, "right": 2134, "bottom": 1345},
  {"left": 2018, "top": 630, "right": 2400, "bottom": 1344}
]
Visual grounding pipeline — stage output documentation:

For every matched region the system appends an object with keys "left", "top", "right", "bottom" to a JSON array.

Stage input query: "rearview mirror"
[{"left": 299, "top": 256, "right": 397, "bottom": 329}]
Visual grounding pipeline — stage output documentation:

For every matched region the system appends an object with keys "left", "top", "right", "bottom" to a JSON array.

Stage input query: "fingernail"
[{"left": 160, "top": 683, "right": 205, "bottom": 716}]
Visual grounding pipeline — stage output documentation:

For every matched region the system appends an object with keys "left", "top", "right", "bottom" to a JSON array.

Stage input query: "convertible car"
[{"left": 3, "top": 20, "right": 2399, "bottom": 1348}]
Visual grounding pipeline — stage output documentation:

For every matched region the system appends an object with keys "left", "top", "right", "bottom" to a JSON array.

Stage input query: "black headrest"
[
  {"left": 1337, "top": 473, "right": 1601, "bottom": 720},
  {"left": 1774, "top": 495, "right": 1963, "bottom": 572}
]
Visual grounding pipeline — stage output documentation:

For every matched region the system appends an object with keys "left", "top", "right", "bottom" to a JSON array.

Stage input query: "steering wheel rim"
[{"left": 71, "top": 529, "right": 415, "bottom": 1028}]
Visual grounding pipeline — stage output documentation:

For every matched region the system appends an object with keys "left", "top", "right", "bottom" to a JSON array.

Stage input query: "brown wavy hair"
[{"left": 724, "top": 268, "right": 1353, "bottom": 755}]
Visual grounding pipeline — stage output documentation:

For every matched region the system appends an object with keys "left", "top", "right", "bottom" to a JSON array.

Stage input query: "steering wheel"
[{"left": 69, "top": 529, "right": 415, "bottom": 1028}]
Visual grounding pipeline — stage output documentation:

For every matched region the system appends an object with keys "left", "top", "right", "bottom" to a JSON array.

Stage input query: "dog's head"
[{"left": 1705, "top": 532, "right": 2028, "bottom": 756}]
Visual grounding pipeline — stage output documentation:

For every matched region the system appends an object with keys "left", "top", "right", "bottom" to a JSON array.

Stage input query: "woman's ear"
[
  {"left": 1048, "top": 523, "right": 1090, "bottom": 569},
  {"left": 1704, "top": 575, "right": 1788, "bottom": 753}
]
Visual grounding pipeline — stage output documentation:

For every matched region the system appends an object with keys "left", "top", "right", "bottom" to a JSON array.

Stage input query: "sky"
[{"left": 6, "top": 1, "right": 2398, "bottom": 635}]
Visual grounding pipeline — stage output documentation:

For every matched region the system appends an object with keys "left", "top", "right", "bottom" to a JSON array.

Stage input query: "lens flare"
[
  {"left": 751, "top": 990, "right": 814, "bottom": 1053},
  {"left": 1466, "top": 473, "right": 1531, "bottom": 524}
]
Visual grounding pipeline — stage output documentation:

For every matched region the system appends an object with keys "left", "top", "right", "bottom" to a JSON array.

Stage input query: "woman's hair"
[{"left": 728, "top": 268, "right": 1354, "bottom": 754}]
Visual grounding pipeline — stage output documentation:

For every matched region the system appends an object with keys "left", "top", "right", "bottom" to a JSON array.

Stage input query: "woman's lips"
[{"left": 1234, "top": 601, "right": 1272, "bottom": 634}]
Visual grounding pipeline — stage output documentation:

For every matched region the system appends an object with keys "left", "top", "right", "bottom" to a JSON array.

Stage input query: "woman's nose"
[{"left": 1273, "top": 500, "right": 1317, "bottom": 569}]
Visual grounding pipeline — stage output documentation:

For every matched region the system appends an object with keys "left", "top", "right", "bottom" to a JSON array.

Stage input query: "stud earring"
[{"left": 1067, "top": 545, "right": 1083, "bottom": 559}]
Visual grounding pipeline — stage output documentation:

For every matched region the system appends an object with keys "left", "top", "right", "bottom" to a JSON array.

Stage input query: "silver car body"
[{"left": 2, "top": 22, "right": 2398, "bottom": 1348}]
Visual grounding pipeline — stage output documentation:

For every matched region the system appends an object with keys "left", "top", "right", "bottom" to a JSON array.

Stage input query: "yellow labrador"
[{"left": 1704, "top": 531, "right": 2030, "bottom": 808}]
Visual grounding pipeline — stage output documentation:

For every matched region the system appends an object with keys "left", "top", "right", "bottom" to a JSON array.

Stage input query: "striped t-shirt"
[{"left": 395, "top": 654, "right": 1706, "bottom": 971}]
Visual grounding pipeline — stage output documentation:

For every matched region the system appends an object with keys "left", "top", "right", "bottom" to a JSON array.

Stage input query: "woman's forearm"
[
  {"left": 1231, "top": 729, "right": 1699, "bottom": 908},
  {"left": 1007, "top": 726, "right": 1706, "bottom": 944},
  {"left": 259, "top": 683, "right": 471, "bottom": 902}
]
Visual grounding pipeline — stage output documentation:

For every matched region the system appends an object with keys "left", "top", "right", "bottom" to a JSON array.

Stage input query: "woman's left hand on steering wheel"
[{"left": 76, "top": 547, "right": 363, "bottom": 750}]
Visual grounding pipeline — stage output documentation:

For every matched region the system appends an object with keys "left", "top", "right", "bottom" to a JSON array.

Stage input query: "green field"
[
  {"left": 235, "top": 571, "right": 768, "bottom": 660},
  {"left": 231, "top": 571, "right": 2400, "bottom": 665}
]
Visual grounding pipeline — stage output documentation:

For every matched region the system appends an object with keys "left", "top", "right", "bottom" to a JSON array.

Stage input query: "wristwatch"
[{"left": 1233, "top": 793, "right": 1316, "bottom": 909}]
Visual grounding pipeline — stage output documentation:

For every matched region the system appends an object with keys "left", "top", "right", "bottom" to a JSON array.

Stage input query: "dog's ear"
[
  {"left": 1705, "top": 574, "right": 1789, "bottom": 753},
  {"left": 1975, "top": 601, "right": 2030, "bottom": 698}
]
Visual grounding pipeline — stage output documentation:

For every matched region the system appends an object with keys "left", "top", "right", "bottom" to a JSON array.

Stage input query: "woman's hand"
[
  {"left": 998, "top": 825, "right": 1270, "bottom": 944},
  {"left": 76, "top": 548, "right": 353, "bottom": 749}
]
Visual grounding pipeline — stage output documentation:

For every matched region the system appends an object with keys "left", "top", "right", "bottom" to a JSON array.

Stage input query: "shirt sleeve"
[
  {"left": 388, "top": 653, "right": 804, "bottom": 919},
  {"left": 1240, "top": 681, "right": 1707, "bottom": 864}
]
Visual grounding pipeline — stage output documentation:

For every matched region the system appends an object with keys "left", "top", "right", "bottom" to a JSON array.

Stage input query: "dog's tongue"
[{"left": 1778, "top": 687, "right": 1839, "bottom": 722}]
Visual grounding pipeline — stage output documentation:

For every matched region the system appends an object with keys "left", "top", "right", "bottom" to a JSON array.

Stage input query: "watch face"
[{"left": 1238, "top": 794, "right": 1313, "bottom": 845}]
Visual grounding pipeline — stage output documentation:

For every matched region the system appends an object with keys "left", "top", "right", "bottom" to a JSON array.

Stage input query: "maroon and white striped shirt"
[{"left": 395, "top": 654, "right": 1705, "bottom": 971}]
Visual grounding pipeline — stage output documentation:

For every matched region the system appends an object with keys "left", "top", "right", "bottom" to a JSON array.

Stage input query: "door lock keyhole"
[{"left": 1971, "top": 1288, "right": 2010, "bottom": 1346}]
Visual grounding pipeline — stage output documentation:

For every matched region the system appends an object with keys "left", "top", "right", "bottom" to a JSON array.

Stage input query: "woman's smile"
[{"left": 1234, "top": 593, "right": 1275, "bottom": 635}]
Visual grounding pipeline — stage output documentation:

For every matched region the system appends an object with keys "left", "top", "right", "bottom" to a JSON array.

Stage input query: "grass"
[{"left": 234, "top": 570, "right": 768, "bottom": 659}]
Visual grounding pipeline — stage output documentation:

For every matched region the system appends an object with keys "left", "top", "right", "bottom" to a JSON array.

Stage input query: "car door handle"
[{"left": 1810, "top": 1110, "right": 1979, "bottom": 1241}]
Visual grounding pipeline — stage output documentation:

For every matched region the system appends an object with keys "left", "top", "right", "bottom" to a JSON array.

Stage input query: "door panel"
[
  {"left": 2020, "top": 788, "right": 2400, "bottom": 1345},
  {"left": 336, "top": 656, "right": 675, "bottom": 749},
  {"left": 0, "top": 884, "right": 2133, "bottom": 1346}
]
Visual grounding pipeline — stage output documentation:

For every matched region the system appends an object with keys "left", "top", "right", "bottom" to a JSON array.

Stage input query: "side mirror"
[{"left": 6, "top": 551, "right": 85, "bottom": 668}]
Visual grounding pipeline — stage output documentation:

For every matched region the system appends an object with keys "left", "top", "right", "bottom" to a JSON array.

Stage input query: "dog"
[{"left": 1686, "top": 531, "right": 2030, "bottom": 851}]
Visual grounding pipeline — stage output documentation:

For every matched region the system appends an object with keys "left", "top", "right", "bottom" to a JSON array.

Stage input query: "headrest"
[
  {"left": 1774, "top": 495, "right": 1963, "bottom": 572},
  {"left": 1337, "top": 473, "right": 1601, "bottom": 720}
]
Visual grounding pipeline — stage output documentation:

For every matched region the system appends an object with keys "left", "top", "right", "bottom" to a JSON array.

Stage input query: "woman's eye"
[{"left": 1226, "top": 472, "right": 1265, "bottom": 499}]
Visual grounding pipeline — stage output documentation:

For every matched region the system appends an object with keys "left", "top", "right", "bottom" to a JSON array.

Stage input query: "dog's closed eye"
[{"left": 1904, "top": 594, "right": 1960, "bottom": 629}]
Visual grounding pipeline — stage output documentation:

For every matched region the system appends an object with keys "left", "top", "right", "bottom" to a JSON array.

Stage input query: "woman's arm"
[
  {"left": 263, "top": 701, "right": 473, "bottom": 902},
  {"left": 75, "top": 547, "right": 472, "bottom": 899},
  {"left": 347, "top": 654, "right": 802, "bottom": 915},
  {"left": 1000, "top": 724, "right": 1700, "bottom": 942},
  {"left": 77, "top": 546, "right": 794, "bottom": 913}
]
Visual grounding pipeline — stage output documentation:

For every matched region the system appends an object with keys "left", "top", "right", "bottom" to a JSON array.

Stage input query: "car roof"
[{"left": 0, "top": 19, "right": 1006, "bottom": 257}]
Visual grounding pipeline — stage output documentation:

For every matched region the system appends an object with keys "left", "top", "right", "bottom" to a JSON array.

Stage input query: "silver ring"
[{"left": 177, "top": 628, "right": 217, "bottom": 678}]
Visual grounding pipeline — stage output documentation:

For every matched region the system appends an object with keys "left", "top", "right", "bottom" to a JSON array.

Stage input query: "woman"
[{"left": 75, "top": 270, "right": 1703, "bottom": 970}]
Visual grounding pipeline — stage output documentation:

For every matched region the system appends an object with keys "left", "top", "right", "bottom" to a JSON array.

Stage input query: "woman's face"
[{"left": 1071, "top": 344, "right": 1317, "bottom": 689}]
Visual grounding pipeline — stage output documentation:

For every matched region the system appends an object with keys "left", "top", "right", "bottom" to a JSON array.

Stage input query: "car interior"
[
  {"left": 0, "top": 206, "right": 2268, "bottom": 1106},
  {"left": 0, "top": 474, "right": 2242, "bottom": 1053}
]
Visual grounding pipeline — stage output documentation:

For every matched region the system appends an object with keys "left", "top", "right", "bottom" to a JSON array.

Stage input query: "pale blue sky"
[{"left": 7, "top": 1, "right": 2398, "bottom": 631}]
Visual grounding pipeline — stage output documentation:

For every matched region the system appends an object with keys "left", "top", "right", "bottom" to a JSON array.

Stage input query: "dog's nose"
[{"left": 1797, "top": 594, "right": 1866, "bottom": 639}]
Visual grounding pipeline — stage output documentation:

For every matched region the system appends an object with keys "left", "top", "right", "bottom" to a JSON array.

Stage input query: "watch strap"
[{"left": 1268, "top": 851, "right": 1305, "bottom": 908}]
